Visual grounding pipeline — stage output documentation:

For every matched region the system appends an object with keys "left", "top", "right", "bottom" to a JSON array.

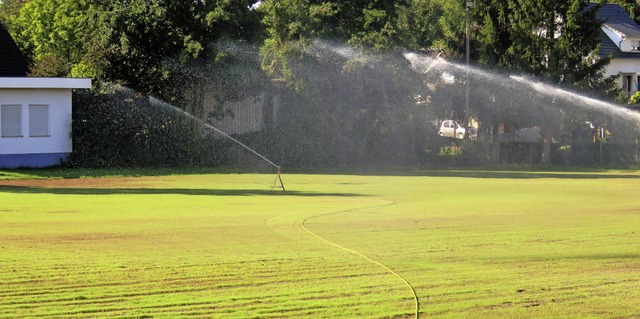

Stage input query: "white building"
[
  {"left": 0, "top": 78, "right": 91, "bottom": 168},
  {"left": 597, "top": 4, "right": 640, "bottom": 99},
  {"left": 0, "top": 23, "right": 91, "bottom": 168}
]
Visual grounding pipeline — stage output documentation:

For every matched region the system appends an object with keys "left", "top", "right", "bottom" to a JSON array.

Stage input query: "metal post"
[
  {"left": 529, "top": 142, "right": 534, "bottom": 167},
  {"left": 600, "top": 140, "right": 603, "bottom": 164},
  {"left": 636, "top": 137, "right": 640, "bottom": 163},
  {"left": 278, "top": 172, "right": 286, "bottom": 192},
  {"left": 465, "top": 2, "right": 473, "bottom": 117}
]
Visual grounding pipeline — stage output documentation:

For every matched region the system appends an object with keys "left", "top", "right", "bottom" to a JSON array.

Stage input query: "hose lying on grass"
[{"left": 301, "top": 200, "right": 419, "bottom": 319}]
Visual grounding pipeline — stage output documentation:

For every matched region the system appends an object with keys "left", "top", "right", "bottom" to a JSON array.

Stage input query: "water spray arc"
[
  {"left": 406, "top": 52, "right": 640, "bottom": 126},
  {"left": 203, "top": 124, "right": 286, "bottom": 192},
  {"left": 403, "top": 49, "right": 640, "bottom": 166},
  {"left": 508, "top": 75, "right": 640, "bottom": 123},
  {"left": 150, "top": 97, "right": 286, "bottom": 191}
]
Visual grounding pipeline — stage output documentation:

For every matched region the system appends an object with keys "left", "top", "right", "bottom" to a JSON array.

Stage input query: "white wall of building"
[
  {"left": 604, "top": 59, "right": 640, "bottom": 98},
  {"left": 619, "top": 36, "right": 640, "bottom": 53},
  {"left": 604, "top": 58, "right": 640, "bottom": 77},
  {"left": 0, "top": 88, "right": 73, "bottom": 155}
]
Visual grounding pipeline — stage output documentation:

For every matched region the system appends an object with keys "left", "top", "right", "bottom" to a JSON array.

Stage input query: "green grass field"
[{"left": 1, "top": 169, "right": 639, "bottom": 318}]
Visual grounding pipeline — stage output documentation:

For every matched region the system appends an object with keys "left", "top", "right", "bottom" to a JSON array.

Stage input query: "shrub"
[{"left": 66, "top": 88, "right": 225, "bottom": 168}]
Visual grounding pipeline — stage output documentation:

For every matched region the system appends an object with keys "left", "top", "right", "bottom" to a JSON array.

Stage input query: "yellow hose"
[{"left": 301, "top": 200, "right": 420, "bottom": 319}]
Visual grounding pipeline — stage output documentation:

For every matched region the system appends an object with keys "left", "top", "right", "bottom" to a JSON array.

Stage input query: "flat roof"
[{"left": 0, "top": 77, "right": 91, "bottom": 89}]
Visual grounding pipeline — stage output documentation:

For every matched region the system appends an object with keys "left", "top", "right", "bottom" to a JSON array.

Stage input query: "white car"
[{"left": 438, "top": 120, "right": 465, "bottom": 139}]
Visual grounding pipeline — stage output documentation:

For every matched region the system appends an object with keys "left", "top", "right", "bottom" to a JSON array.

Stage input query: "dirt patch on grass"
[
  {"left": 0, "top": 177, "right": 156, "bottom": 188},
  {"left": 57, "top": 232, "right": 140, "bottom": 242}
]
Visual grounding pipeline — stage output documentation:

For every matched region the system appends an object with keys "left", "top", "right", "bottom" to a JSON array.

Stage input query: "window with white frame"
[
  {"left": 1, "top": 104, "right": 22, "bottom": 137},
  {"left": 29, "top": 104, "right": 50, "bottom": 137}
]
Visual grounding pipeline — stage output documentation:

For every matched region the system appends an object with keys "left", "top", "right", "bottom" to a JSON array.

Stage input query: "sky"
[{"left": 250, "top": 1, "right": 262, "bottom": 10}]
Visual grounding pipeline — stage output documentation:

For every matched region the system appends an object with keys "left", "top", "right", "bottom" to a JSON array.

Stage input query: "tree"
[
  {"left": 628, "top": 90, "right": 640, "bottom": 104},
  {"left": 397, "top": 0, "right": 466, "bottom": 58},
  {"left": 105, "top": 0, "right": 261, "bottom": 90},
  {"left": 2, "top": 0, "right": 262, "bottom": 93},
  {"left": 259, "top": 0, "right": 410, "bottom": 87},
  {"left": 258, "top": 0, "right": 434, "bottom": 166},
  {"left": 1, "top": 0, "right": 110, "bottom": 78},
  {"left": 474, "top": 0, "right": 614, "bottom": 95},
  {"left": 0, "top": 0, "right": 29, "bottom": 28}
]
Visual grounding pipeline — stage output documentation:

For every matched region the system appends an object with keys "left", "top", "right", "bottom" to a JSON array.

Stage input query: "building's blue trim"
[{"left": 0, "top": 153, "right": 68, "bottom": 168}]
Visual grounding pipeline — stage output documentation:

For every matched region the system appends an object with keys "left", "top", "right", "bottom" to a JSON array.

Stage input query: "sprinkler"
[
  {"left": 202, "top": 128, "right": 285, "bottom": 192},
  {"left": 149, "top": 97, "right": 286, "bottom": 191},
  {"left": 271, "top": 166, "right": 286, "bottom": 192}
]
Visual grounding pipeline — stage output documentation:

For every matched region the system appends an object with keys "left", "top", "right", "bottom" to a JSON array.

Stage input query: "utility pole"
[{"left": 465, "top": 1, "right": 474, "bottom": 119}]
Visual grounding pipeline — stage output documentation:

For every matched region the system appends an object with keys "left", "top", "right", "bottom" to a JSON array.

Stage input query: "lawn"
[{"left": 1, "top": 169, "right": 639, "bottom": 318}]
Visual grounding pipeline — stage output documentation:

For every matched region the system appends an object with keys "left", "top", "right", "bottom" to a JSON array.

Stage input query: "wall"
[
  {"left": 605, "top": 58, "right": 640, "bottom": 77},
  {"left": 211, "top": 94, "right": 265, "bottom": 136},
  {"left": 0, "top": 88, "right": 72, "bottom": 168},
  {"left": 182, "top": 84, "right": 269, "bottom": 137},
  {"left": 619, "top": 36, "right": 640, "bottom": 53},
  {"left": 604, "top": 58, "right": 640, "bottom": 97}
]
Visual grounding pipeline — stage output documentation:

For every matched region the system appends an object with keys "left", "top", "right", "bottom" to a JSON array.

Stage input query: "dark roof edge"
[{"left": 0, "top": 22, "right": 30, "bottom": 77}]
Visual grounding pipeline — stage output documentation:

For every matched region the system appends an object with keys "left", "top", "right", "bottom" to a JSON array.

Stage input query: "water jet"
[
  {"left": 149, "top": 96, "right": 286, "bottom": 191},
  {"left": 403, "top": 50, "right": 640, "bottom": 166}
]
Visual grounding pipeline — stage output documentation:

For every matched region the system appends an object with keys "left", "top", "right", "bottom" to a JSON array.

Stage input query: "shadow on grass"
[
  {"left": 294, "top": 166, "right": 640, "bottom": 179},
  {"left": 0, "top": 167, "right": 274, "bottom": 180},
  {"left": 0, "top": 185, "right": 363, "bottom": 197},
  {"left": 402, "top": 170, "right": 640, "bottom": 180},
  {"left": 2, "top": 167, "right": 638, "bottom": 181}
]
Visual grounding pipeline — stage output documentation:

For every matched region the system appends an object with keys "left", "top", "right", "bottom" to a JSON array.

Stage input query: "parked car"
[{"left": 438, "top": 120, "right": 465, "bottom": 139}]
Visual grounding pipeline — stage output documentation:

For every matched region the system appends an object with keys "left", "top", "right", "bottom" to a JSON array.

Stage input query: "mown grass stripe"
[{"left": 2, "top": 171, "right": 639, "bottom": 318}]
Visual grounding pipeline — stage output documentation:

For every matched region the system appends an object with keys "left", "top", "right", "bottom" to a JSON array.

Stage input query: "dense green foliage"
[
  {"left": 1, "top": 0, "right": 637, "bottom": 168},
  {"left": 474, "top": 0, "right": 615, "bottom": 95},
  {"left": 103, "top": 0, "right": 262, "bottom": 101},
  {"left": 397, "top": 0, "right": 462, "bottom": 56},
  {"left": 1, "top": 0, "right": 621, "bottom": 96},
  {"left": 254, "top": 48, "right": 432, "bottom": 167},
  {"left": 1, "top": 0, "right": 262, "bottom": 98},
  {"left": 67, "top": 87, "right": 225, "bottom": 167},
  {"left": 1, "top": 0, "right": 109, "bottom": 77}
]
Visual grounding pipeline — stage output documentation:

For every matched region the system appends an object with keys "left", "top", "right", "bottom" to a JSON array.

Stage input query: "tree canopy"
[
  {"left": 1, "top": 0, "right": 637, "bottom": 167},
  {"left": 1, "top": 0, "right": 262, "bottom": 96},
  {"left": 473, "top": 0, "right": 612, "bottom": 93},
  {"left": 0, "top": 0, "right": 627, "bottom": 98}
]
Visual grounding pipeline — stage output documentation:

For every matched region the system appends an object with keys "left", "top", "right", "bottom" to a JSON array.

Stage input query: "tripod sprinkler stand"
[{"left": 271, "top": 166, "right": 286, "bottom": 192}]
